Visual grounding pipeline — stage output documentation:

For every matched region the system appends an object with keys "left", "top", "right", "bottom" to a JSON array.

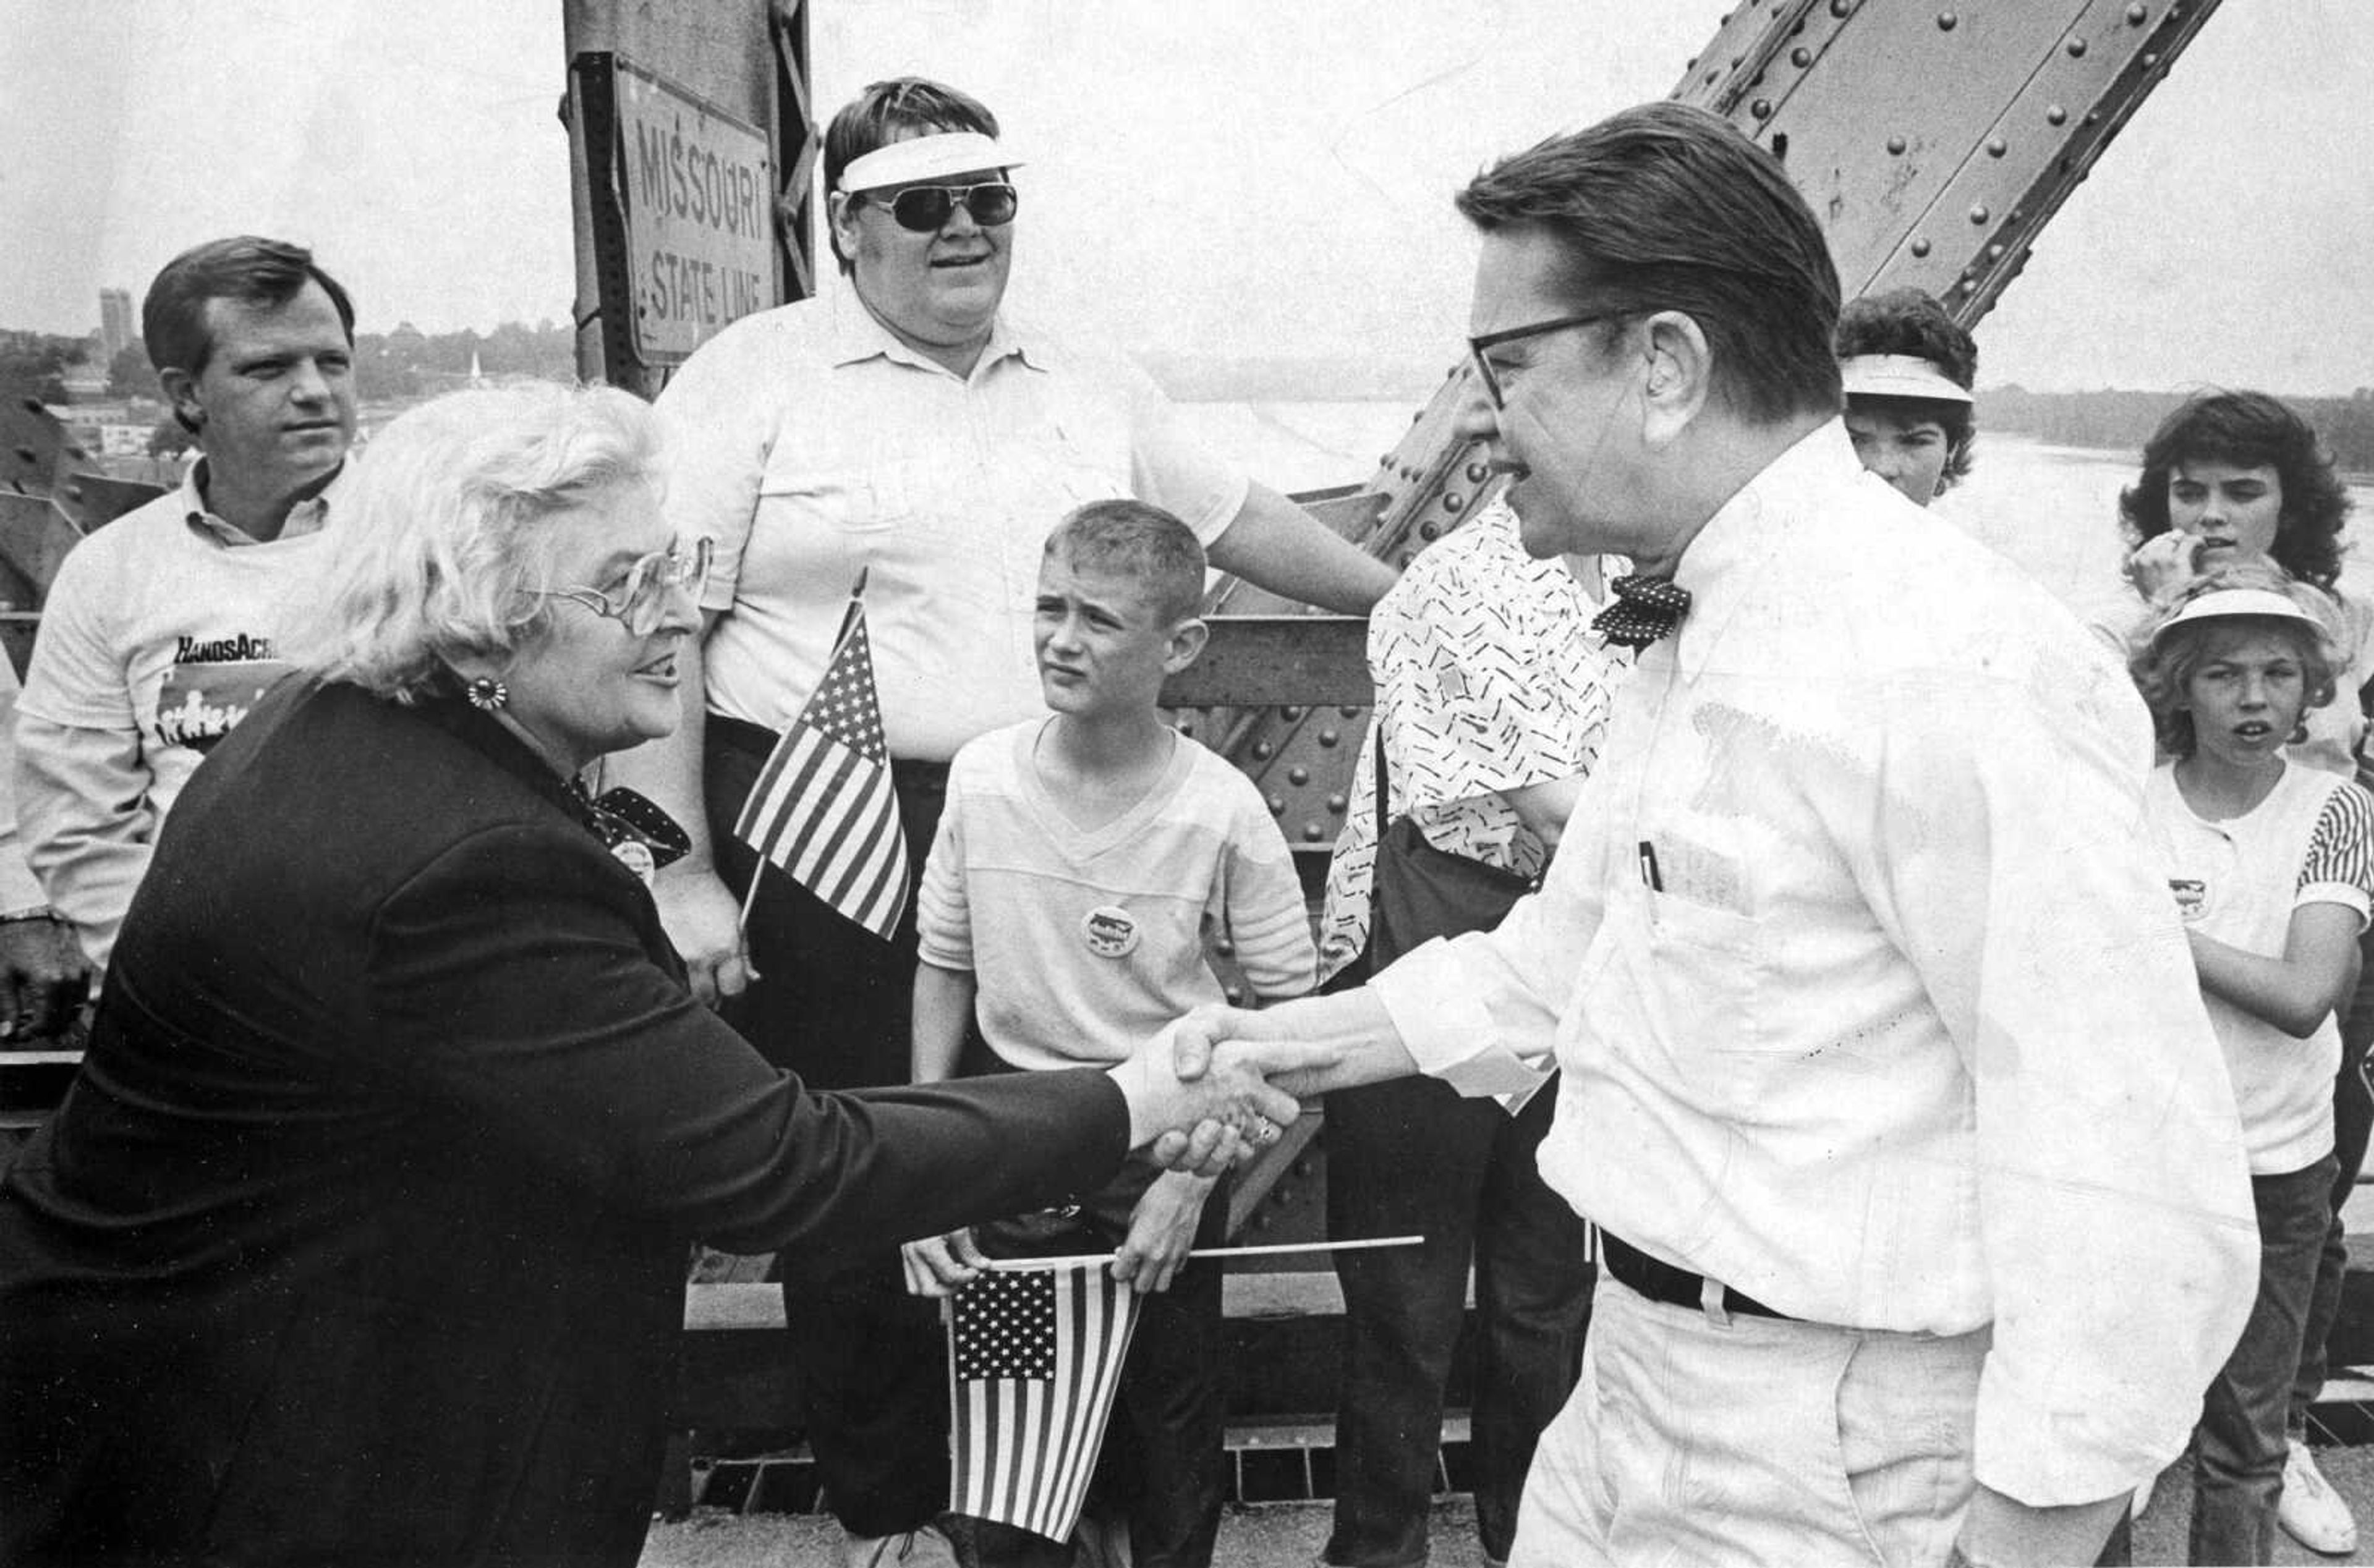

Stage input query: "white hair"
[{"left": 287, "top": 382, "right": 662, "bottom": 701}]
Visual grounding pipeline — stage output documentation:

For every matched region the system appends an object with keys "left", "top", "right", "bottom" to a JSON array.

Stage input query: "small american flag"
[
  {"left": 947, "top": 1265, "right": 1142, "bottom": 1544},
  {"left": 732, "top": 574, "right": 909, "bottom": 941}
]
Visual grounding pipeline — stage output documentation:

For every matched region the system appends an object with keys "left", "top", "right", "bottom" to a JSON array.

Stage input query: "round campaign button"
[
  {"left": 1082, "top": 905, "right": 1141, "bottom": 959},
  {"left": 611, "top": 839, "right": 657, "bottom": 884}
]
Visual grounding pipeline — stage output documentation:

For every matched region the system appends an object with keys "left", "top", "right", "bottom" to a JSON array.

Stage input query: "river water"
[{"left": 1173, "top": 400, "right": 2374, "bottom": 612}]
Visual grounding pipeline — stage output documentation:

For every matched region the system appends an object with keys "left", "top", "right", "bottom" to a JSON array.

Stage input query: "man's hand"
[
  {"left": 900, "top": 1227, "right": 989, "bottom": 1298},
  {"left": 1167, "top": 1004, "right": 1310, "bottom": 1087},
  {"left": 2122, "top": 532, "right": 2206, "bottom": 603},
  {"left": 0, "top": 917, "right": 88, "bottom": 1040},
  {"left": 652, "top": 866, "right": 752, "bottom": 1006},
  {"left": 1951, "top": 1482, "right": 2126, "bottom": 1567},
  {"left": 1111, "top": 1172, "right": 1215, "bottom": 1294},
  {"left": 1107, "top": 1020, "right": 1338, "bottom": 1163}
]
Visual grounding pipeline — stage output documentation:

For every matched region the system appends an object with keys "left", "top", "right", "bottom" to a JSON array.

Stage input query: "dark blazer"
[{"left": 0, "top": 680, "right": 1129, "bottom": 1567}]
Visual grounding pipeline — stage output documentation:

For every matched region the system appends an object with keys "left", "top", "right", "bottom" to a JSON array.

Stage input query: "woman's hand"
[
  {"left": 1112, "top": 1172, "right": 1215, "bottom": 1294},
  {"left": 1107, "top": 1020, "right": 1338, "bottom": 1168},
  {"left": 900, "top": 1227, "right": 989, "bottom": 1297},
  {"left": 2124, "top": 532, "right": 2207, "bottom": 603},
  {"left": 652, "top": 866, "right": 752, "bottom": 1006}
]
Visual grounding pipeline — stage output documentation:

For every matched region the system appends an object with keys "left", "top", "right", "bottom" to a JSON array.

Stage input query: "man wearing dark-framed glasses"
[{"left": 628, "top": 76, "right": 1395, "bottom": 1568}]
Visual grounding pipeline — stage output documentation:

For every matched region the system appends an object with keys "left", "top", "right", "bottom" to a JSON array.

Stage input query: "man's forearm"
[
  {"left": 15, "top": 719, "right": 156, "bottom": 972},
  {"left": 1194, "top": 986, "right": 1417, "bottom": 1099},
  {"left": 1207, "top": 483, "right": 1397, "bottom": 615},
  {"left": 1952, "top": 1484, "right": 2124, "bottom": 1568}
]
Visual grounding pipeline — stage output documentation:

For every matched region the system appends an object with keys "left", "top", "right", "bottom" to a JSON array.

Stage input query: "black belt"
[{"left": 1599, "top": 1231, "right": 1794, "bottom": 1321}]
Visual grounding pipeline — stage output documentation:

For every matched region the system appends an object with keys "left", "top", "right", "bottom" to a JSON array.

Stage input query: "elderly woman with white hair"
[{"left": 0, "top": 384, "right": 1319, "bottom": 1568}]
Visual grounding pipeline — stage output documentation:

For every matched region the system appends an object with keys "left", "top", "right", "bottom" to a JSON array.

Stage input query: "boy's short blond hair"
[{"left": 1044, "top": 500, "right": 1207, "bottom": 624}]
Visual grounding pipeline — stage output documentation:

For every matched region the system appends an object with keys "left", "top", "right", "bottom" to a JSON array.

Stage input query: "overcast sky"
[{"left": 4, "top": 1, "right": 2370, "bottom": 394}]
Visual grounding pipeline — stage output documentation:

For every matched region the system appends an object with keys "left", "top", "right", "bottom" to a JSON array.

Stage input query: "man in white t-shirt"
[{"left": 15, "top": 236, "right": 357, "bottom": 971}]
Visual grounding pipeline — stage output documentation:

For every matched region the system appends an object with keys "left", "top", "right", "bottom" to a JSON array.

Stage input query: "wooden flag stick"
[
  {"left": 736, "top": 854, "right": 767, "bottom": 937},
  {"left": 977, "top": 1234, "right": 1424, "bottom": 1273}
]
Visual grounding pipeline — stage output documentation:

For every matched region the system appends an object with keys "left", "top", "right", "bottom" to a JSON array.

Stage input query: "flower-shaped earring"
[{"left": 466, "top": 677, "right": 509, "bottom": 713}]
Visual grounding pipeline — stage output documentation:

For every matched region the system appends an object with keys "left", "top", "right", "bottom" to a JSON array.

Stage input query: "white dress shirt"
[{"left": 1371, "top": 422, "right": 2257, "bottom": 1506}]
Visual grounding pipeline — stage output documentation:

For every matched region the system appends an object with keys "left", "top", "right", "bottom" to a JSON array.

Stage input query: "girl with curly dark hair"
[{"left": 2121, "top": 391, "right": 2355, "bottom": 592}]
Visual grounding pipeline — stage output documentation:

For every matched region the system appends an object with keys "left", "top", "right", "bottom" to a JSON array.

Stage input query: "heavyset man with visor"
[{"left": 626, "top": 77, "right": 1392, "bottom": 1568}]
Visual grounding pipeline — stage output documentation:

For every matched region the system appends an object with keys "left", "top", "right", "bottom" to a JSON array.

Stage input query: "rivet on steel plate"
[{"left": 1936, "top": 11, "right": 1956, "bottom": 30}]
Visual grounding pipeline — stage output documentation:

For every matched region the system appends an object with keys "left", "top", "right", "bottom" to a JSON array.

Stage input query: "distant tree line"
[
  {"left": 0, "top": 321, "right": 580, "bottom": 406},
  {"left": 1983, "top": 386, "right": 2374, "bottom": 476},
  {"left": 0, "top": 331, "right": 84, "bottom": 405},
  {"left": 357, "top": 321, "right": 577, "bottom": 397}
]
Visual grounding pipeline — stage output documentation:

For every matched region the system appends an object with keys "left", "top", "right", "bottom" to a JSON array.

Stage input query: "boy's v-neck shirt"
[{"left": 917, "top": 718, "right": 1315, "bottom": 1072}]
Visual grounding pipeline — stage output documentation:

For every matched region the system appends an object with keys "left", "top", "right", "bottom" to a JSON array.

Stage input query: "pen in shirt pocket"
[{"left": 1636, "top": 840, "right": 1663, "bottom": 891}]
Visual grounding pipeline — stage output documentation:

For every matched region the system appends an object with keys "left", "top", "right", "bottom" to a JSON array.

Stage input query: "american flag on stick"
[
  {"left": 733, "top": 570, "right": 909, "bottom": 941},
  {"left": 947, "top": 1264, "right": 1141, "bottom": 1545}
]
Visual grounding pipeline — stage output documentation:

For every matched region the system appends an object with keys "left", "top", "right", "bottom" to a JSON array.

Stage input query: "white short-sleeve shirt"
[{"left": 655, "top": 287, "right": 1249, "bottom": 762}]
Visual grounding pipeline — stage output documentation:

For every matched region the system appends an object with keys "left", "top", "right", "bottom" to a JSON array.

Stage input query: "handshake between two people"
[{"left": 904, "top": 991, "right": 1423, "bottom": 1299}]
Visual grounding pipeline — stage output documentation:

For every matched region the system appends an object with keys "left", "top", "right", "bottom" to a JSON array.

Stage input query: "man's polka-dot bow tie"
[{"left": 1591, "top": 574, "right": 1692, "bottom": 651}]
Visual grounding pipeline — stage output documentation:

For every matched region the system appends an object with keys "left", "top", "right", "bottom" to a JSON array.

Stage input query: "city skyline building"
[{"left": 98, "top": 289, "right": 132, "bottom": 360}]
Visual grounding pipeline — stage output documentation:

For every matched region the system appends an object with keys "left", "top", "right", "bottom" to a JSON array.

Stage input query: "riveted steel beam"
[{"left": 1675, "top": 0, "right": 2229, "bottom": 326}]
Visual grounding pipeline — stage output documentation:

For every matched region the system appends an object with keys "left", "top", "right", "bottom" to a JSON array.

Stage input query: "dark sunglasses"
[{"left": 860, "top": 182, "right": 1020, "bottom": 233}]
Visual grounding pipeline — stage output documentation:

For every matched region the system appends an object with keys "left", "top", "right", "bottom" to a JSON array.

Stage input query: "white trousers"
[{"left": 1509, "top": 1273, "right": 1987, "bottom": 1568}]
